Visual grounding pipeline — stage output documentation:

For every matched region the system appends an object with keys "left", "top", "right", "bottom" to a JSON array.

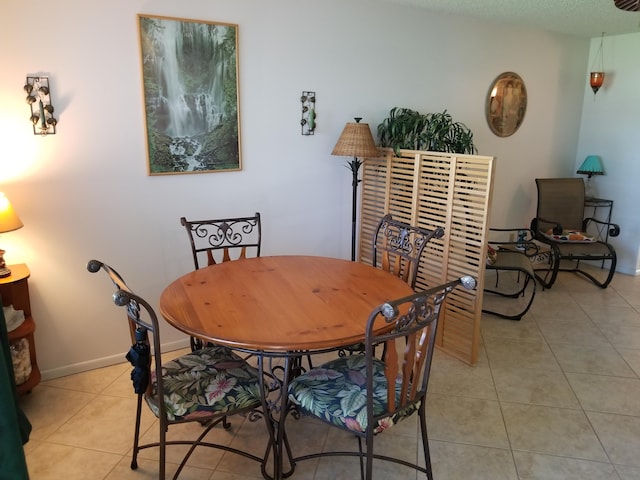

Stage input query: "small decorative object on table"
[{"left": 516, "top": 229, "right": 527, "bottom": 250}]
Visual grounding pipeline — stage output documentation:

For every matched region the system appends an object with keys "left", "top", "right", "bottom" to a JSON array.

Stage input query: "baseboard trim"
[{"left": 40, "top": 338, "right": 190, "bottom": 381}]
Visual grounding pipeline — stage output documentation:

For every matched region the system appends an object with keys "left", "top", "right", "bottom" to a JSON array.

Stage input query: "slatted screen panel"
[{"left": 360, "top": 148, "right": 495, "bottom": 365}]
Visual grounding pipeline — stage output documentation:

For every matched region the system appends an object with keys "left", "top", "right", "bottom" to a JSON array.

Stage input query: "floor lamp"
[{"left": 331, "top": 118, "right": 379, "bottom": 261}]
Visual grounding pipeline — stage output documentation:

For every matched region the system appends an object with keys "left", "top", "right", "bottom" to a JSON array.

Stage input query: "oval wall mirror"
[{"left": 485, "top": 72, "right": 527, "bottom": 137}]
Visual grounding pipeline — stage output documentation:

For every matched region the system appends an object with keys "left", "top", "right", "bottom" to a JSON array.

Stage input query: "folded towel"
[{"left": 4, "top": 305, "right": 25, "bottom": 332}]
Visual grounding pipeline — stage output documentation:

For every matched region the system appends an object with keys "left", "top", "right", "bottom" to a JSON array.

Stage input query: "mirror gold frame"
[{"left": 486, "top": 72, "right": 527, "bottom": 137}]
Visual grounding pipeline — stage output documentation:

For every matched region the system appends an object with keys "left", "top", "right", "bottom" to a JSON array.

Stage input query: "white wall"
[
  {"left": 577, "top": 32, "right": 640, "bottom": 275},
  {"left": 0, "top": 0, "right": 594, "bottom": 378}
]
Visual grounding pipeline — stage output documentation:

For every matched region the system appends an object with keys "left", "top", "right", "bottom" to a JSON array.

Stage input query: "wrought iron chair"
[
  {"left": 287, "top": 276, "right": 477, "bottom": 480},
  {"left": 180, "top": 212, "right": 261, "bottom": 269},
  {"left": 87, "top": 260, "right": 264, "bottom": 480},
  {"left": 180, "top": 213, "right": 261, "bottom": 350},
  {"left": 373, "top": 214, "right": 445, "bottom": 289},
  {"left": 483, "top": 227, "right": 541, "bottom": 320},
  {"left": 181, "top": 212, "right": 312, "bottom": 372},
  {"left": 530, "top": 178, "right": 620, "bottom": 289},
  {"left": 339, "top": 214, "right": 444, "bottom": 356}
]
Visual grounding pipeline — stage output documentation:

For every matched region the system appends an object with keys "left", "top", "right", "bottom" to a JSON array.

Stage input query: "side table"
[
  {"left": 584, "top": 197, "right": 613, "bottom": 243},
  {"left": 0, "top": 264, "right": 40, "bottom": 394}
]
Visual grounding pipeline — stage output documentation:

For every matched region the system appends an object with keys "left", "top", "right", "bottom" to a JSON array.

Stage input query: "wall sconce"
[
  {"left": 589, "top": 34, "right": 605, "bottom": 95},
  {"left": 300, "top": 91, "right": 316, "bottom": 135},
  {"left": 24, "top": 76, "right": 57, "bottom": 135}
]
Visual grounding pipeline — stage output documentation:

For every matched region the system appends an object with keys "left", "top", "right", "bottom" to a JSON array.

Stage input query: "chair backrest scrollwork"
[
  {"left": 180, "top": 213, "right": 261, "bottom": 269},
  {"left": 372, "top": 214, "right": 444, "bottom": 289}
]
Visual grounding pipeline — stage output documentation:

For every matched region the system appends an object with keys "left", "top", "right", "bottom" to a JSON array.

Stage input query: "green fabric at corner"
[{"left": 0, "top": 302, "right": 31, "bottom": 480}]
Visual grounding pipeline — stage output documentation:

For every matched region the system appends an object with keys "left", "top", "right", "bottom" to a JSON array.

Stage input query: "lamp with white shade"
[{"left": 0, "top": 193, "right": 24, "bottom": 277}]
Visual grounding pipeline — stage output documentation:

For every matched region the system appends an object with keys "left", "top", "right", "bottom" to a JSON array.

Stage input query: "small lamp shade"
[
  {"left": 331, "top": 119, "right": 379, "bottom": 159},
  {"left": 0, "top": 193, "right": 23, "bottom": 234},
  {"left": 577, "top": 155, "right": 604, "bottom": 178},
  {"left": 0, "top": 193, "right": 23, "bottom": 277}
]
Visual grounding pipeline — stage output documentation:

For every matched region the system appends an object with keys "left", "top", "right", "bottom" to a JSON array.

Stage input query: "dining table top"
[{"left": 159, "top": 255, "right": 414, "bottom": 353}]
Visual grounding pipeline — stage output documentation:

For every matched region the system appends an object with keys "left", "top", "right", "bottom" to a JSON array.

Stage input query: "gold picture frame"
[
  {"left": 486, "top": 72, "right": 527, "bottom": 137},
  {"left": 138, "top": 14, "right": 241, "bottom": 175}
]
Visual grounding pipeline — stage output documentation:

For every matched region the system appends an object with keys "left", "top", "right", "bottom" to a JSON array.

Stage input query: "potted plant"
[{"left": 377, "top": 107, "right": 477, "bottom": 155}]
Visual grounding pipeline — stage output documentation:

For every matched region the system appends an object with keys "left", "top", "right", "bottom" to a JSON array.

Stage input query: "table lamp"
[
  {"left": 331, "top": 118, "right": 379, "bottom": 261},
  {"left": 577, "top": 155, "right": 604, "bottom": 199},
  {"left": 0, "top": 193, "right": 24, "bottom": 277}
]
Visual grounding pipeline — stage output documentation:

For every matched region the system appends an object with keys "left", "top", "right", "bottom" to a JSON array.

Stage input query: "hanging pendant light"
[
  {"left": 589, "top": 33, "right": 605, "bottom": 95},
  {"left": 590, "top": 72, "right": 604, "bottom": 95}
]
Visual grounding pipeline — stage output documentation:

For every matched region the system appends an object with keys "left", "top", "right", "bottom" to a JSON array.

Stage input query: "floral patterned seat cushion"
[
  {"left": 145, "top": 346, "right": 262, "bottom": 421},
  {"left": 288, "top": 355, "right": 417, "bottom": 434},
  {"left": 544, "top": 229, "right": 596, "bottom": 243}
]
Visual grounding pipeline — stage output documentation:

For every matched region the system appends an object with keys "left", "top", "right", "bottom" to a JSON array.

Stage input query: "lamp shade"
[
  {"left": 577, "top": 155, "right": 604, "bottom": 178},
  {"left": 0, "top": 193, "right": 24, "bottom": 234},
  {"left": 331, "top": 119, "right": 379, "bottom": 158}
]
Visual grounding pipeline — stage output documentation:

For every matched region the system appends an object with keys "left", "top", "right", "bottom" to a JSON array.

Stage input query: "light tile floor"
[{"left": 19, "top": 269, "right": 640, "bottom": 479}]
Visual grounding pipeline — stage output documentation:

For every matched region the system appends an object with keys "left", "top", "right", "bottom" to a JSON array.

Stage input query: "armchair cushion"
[
  {"left": 145, "top": 346, "right": 262, "bottom": 421},
  {"left": 543, "top": 229, "right": 596, "bottom": 243},
  {"left": 288, "top": 354, "right": 417, "bottom": 434}
]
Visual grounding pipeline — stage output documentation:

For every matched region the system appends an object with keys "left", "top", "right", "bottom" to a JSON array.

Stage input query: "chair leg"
[
  {"left": 357, "top": 436, "right": 365, "bottom": 480},
  {"left": 190, "top": 336, "right": 205, "bottom": 351},
  {"left": 419, "top": 407, "right": 433, "bottom": 480},
  {"left": 173, "top": 418, "right": 220, "bottom": 480},
  {"left": 281, "top": 419, "right": 296, "bottom": 477},
  {"left": 306, "top": 353, "right": 313, "bottom": 370},
  {"left": 130, "top": 394, "right": 143, "bottom": 471},
  {"left": 482, "top": 269, "right": 536, "bottom": 321},
  {"left": 533, "top": 247, "right": 560, "bottom": 289},
  {"left": 575, "top": 255, "right": 617, "bottom": 288},
  {"left": 365, "top": 431, "right": 375, "bottom": 480},
  {"left": 159, "top": 418, "right": 167, "bottom": 480}
]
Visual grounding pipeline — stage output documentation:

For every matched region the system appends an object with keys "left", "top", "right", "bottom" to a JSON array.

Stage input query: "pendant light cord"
[{"left": 590, "top": 32, "right": 605, "bottom": 72}]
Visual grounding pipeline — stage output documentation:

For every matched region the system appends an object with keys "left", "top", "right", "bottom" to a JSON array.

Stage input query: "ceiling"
[{"left": 384, "top": 0, "right": 640, "bottom": 37}]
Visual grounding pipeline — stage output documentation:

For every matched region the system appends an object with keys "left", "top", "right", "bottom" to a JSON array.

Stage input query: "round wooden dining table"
[
  {"left": 159, "top": 255, "right": 413, "bottom": 353},
  {"left": 159, "top": 255, "right": 414, "bottom": 480}
]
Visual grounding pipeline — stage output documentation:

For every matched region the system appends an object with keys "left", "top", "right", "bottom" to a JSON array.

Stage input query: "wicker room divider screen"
[{"left": 359, "top": 148, "right": 496, "bottom": 365}]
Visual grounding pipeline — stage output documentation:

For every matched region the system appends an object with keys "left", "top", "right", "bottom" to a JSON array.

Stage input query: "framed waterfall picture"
[{"left": 138, "top": 14, "right": 242, "bottom": 175}]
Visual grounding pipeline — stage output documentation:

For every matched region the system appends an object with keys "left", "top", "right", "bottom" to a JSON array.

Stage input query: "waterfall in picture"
[{"left": 139, "top": 16, "right": 240, "bottom": 174}]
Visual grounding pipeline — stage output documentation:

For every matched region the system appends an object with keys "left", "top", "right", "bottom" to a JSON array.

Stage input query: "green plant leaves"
[{"left": 377, "top": 108, "right": 477, "bottom": 155}]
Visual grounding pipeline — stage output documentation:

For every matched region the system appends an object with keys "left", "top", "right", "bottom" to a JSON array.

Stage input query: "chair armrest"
[{"left": 583, "top": 217, "right": 621, "bottom": 238}]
